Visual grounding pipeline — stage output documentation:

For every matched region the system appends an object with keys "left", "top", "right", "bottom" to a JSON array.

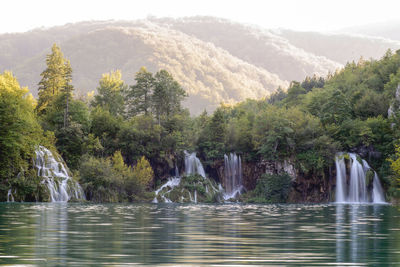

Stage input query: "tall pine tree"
[
  {"left": 152, "top": 70, "right": 187, "bottom": 124},
  {"left": 36, "top": 44, "right": 73, "bottom": 115},
  {"left": 60, "top": 60, "right": 73, "bottom": 128},
  {"left": 126, "top": 67, "right": 154, "bottom": 117}
]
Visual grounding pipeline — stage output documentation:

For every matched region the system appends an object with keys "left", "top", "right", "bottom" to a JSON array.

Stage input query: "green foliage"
[
  {"left": 117, "top": 114, "right": 162, "bottom": 164},
  {"left": 79, "top": 152, "right": 155, "bottom": 203},
  {"left": 152, "top": 69, "right": 187, "bottom": 124},
  {"left": 243, "top": 173, "right": 292, "bottom": 203},
  {"left": 82, "top": 133, "right": 103, "bottom": 156},
  {"left": 132, "top": 156, "right": 154, "bottom": 188},
  {"left": 0, "top": 72, "right": 45, "bottom": 190},
  {"left": 91, "top": 70, "right": 126, "bottom": 116},
  {"left": 79, "top": 155, "right": 124, "bottom": 202},
  {"left": 126, "top": 67, "right": 154, "bottom": 117},
  {"left": 36, "top": 44, "right": 72, "bottom": 115},
  {"left": 387, "top": 144, "right": 400, "bottom": 200},
  {"left": 283, "top": 81, "right": 307, "bottom": 105},
  {"left": 5, "top": 44, "right": 400, "bottom": 203},
  {"left": 40, "top": 96, "right": 90, "bottom": 169},
  {"left": 301, "top": 75, "right": 325, "bottom": 92},
  {"left": 198, "top": 107, "right": 227, "bottom": 160},
  {"left": 90, "top": 107, "right": 123, "bottom": 156}
]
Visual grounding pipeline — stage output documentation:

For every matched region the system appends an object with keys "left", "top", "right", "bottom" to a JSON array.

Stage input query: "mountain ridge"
[{"left": 1, "top": 17, "right": 399, "bottom": 113}]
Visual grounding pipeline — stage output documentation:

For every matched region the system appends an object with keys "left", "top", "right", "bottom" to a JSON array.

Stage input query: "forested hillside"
[
  {"left": 1, "top": 42, "right": 400, "bottom": 203},
  {"left": 1, "top": 17, "right": 400, "bottom": 113}
]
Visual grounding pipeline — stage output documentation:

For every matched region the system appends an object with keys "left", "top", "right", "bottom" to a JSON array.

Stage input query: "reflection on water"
[{"left": 0, "top": 203, "right": 398, "bottom": 266}]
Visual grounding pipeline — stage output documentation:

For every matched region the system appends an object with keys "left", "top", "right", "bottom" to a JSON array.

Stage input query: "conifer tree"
[
  {"left": 36, "top": 44, "right": 72, "bottom": 115},
  {"left": 61, "top": 60, "right": 74, "bottom": 128},
  {"left": 127, "top": 67, "right": 154, "bottom": 117},
  {"left": 152, "top": 70, "right": 187, "bottom": 124}
]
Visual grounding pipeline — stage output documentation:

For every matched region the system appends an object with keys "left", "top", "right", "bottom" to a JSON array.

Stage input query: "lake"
[{"left": 0, "top": 203, "right": 398, "bottom": 266}]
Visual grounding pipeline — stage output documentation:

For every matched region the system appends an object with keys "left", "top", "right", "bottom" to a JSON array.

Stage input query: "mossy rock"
[{"left": 156, "top": 174, "right": 222, "bottom": 203}]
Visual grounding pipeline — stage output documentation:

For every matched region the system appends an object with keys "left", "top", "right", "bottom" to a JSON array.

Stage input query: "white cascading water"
[
  {"left": 184, "top": 151, "right": 206, "bottom": 178},
  {"left": 154, "top": 152, "right": 212, "bottom": 203},
  {"left": 335, "top": 154, "right": 346, "bottom": 203},
  {"left": 153, "top": 164, "right": 181, "bottom": 203},
  {"left": 7, "top": 189, "right": 14, "bottom": 202},
  {"left": 35, "top": 146, "right": 85, "bottom": 202},
  {"left": 152, "top": 177, "right": 181, "bottom": 203},
  {"left": 223, "top": 153, "right": 243, "bottom": 200},
  {"left": 335, "top": 153, "right": 386, "bottom": 203},
  {"left": 348, "top": 154, "right": 367, "bottom": 202},
  {"left": 372, "top": 173, "right": 386, "bottom": 203}
]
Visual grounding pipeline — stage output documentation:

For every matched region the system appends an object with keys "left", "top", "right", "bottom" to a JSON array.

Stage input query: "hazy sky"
[{"left": 2, "top": 0, "right": 400, "bottom": 34}]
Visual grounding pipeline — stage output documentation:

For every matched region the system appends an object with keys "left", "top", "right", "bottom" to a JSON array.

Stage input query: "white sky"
[{"left": 2, "top": 0, "right": 400, "bottom": 34}]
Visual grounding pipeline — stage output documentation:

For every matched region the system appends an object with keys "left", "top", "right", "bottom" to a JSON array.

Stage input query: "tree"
[
  {"left": 36, "top": 44, "right": 71, "bottom": 114},
  {"left": 152, "top": 70, "right": 187, "bottom": 124},
  {"left": 388, "top": 144, "right": 400, "bottom": 199},
  {"left": 283, "top": 81, "right": 306, "bottom": 106},
  {"left": 126, "top": 67, "right": 154, "bottom": 117},
  {"left": 132, "top": 156, "right": 154, "bottom": 188},
  {"left": 198, "top": 107, "right": 227, "bottom": 160},
  {"left": 0, "top": 72, "right": 44, "bottom": 194},
  {"left": 60, "top": 60, "right": 74, "bottom": 128},
  {"left": 92, "top": 70, "right": 126, "bottom": 116}
]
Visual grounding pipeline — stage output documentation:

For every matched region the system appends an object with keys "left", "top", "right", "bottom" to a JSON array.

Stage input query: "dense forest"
[{"left": 1, "top": 44, "right": 400, "bottom": 203}]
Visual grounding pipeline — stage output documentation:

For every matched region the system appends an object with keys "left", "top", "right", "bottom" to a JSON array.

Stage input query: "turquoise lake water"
[{"left": 0, "top": 203, "right": 398, "bottom": 266}]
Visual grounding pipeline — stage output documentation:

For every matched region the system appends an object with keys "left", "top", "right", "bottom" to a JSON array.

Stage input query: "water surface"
[{"left": 0, "top": 203, "right": 398, "bottom": 266}]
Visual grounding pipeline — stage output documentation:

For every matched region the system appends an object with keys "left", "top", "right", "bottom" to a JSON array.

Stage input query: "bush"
[
  {"left": 79, "top": 152, "right": 155, "bottom": 202},
  {"left": 244, "top": 173, "right": 292, "bottom": 203}
]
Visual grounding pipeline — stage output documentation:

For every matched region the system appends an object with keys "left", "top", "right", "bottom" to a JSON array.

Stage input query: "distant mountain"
[
  {"left": 341, "top": 20, "right": 400, "bottom": 41},
  {"left": 1, "top": 17, "right": 399, "bottom": 113},
  {"left": 277, "top": 29, "right": 400, "bottom": 63}
]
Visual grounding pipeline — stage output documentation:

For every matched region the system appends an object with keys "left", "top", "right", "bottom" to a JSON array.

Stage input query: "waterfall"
[
  {"left": 335, "top": 154, "right": 346, "bottom": 203},
  {"left": 372, "top": 173, "right": 385, "bottom": 203},
  {"left": 335, "top": 153, "right": 386, "bottom": 203},
  {"left": 153, "top": 152, "right": 224, "bottom": 203},
  {"left": 7, "top": 189, "right": 14, "bottom": 202},
  {"left": 348, "top": 154, "right": 367, "bottom": 202},
  {"left": 184, "top": 151, "right": 206, "bottom": 178},
  {"left": 153, "top": 176, "right": 181, "bottom": 203},
  {"left": 152, "top": 164, "right": 180, "bottom": 203},
  {"left": 34, "top": 146, "right": 85, "bottom": 202},
  {"left": 223, "top": 153, "right": 243, "bottom": 200}
]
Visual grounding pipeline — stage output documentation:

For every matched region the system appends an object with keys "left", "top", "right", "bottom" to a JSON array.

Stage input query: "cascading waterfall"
[
  {"left": 348, "top": 154, "right": 368, "bottom": 202},
  {"left": 223, "top": 153, "right": 243, "bottom": 200},
  {"left": 152, "top": 176, "right": 181, "bottom": 203},
  {"left": 335, "top": 153, "right": 386, "bottom": 203},
  {"left": 35, "top": 146, "right": 85, "bottom": 202},
  {"left": 372, "top": 173, "right": 386, "bottom": 203},
  {"left": 184, "top": 151, "right": 206, "bottom": 178},
  {"left": 7, "top": 189, "right": 14, "bottom": 202},
  {"left": 153, "top": 163, "right": 181, "bottom": 203},
  {"left": 154, "top": 152, "right": 223, "bottom": 203},
  {"left": 335, "top": 154, "right": 346, "bottom": 203}
]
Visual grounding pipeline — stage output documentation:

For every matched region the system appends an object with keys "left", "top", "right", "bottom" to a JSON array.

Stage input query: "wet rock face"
[
  {"left": 241, "top": 158, "right": 332, "bottom": 203},
  {"left": 197, "top": 156, "right": 334, "bottom": 203},
  {"left": 350, "top": 145, "right": 382, "bottom": 161},
  {"left": 288, "top": 172, "right": 332, "bottom": 203}
]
